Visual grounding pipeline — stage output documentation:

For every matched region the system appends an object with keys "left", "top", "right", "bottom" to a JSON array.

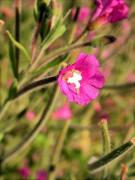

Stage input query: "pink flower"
[
  {"left": 57, "top": 53, "right": 105, "bottom": 105},
  {"left": 26, "top": 110, "right": 36, "bottom": 121},
  {"left": 18, "top": 166, "right": 31, "bottom": 178},
  {"left": 92, "top": 0, "right": 129, "bottom": 25},
  {"left": 52, "top": 104, "right": 72, "bottom": 120},
  {"left": 36, "top": 170, "right": 48, "bottom": 180},
  {"left": 72, "top": 7, "right": 90, "bottom": 22},
  {"left": 126, "top": 73, "right": 135, "bottom": 83}
]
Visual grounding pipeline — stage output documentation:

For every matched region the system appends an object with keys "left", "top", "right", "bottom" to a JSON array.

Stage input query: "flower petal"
[
  {"left": 75, "top": 53, "right": 99, "bottom": 77},
  {"left": 89, "top": 71, "right": 105, "bottom": 88}
]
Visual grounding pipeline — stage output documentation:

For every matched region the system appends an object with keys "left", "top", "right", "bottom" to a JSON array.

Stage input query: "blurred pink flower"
[
  {"left": 7, "top": 79, "right": 13, "bottom": 88},
  {"left": 26, "top": 110, "right": 36, "bottom": 121},
  {"left": 0, "top": 7, "right": 14, "bottom": 18},
  {"left": 52, "top": 104, "right": 72, "bottom": 120},
  {"left": 122, "top": 21, "right": 131, "bottom": 34},
  {"left": 93, "top": 101, "right": 102, "bottom": 113},
  {"left": 102, "top": 49, "right": 111, "bottom": 59},
  {"left": 92, "top": 0, "right": 129, "bottom": 25},
  {"left": 36, "top": 170, "right": 48, "bottom": 180},
  {"left": 102, "top": 61, "right": 113, "bottom": 80},
  {"left": 87, "top": 31, "right": 95, "bottom": 41},
  {"left": 72, "top": 6, "right": 90, "bottom": 22},
  {"left": 58, "top": 53, "right": 105, "bottom": 105},
  {"left": 126, "top": 73, "right": 135, "bottom": 83},
  {"left": 18, "top": 166, "right": 31, "bottom": 179}
]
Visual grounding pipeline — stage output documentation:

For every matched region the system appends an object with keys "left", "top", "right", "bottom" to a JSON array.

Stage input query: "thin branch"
[
  {"left": 15, "top": 78, "right": 135, "bottom": 100},
  {"left": 15, "top": 75, "right": 57, "bottom": 99},
  {"left": 103, "top": 82, "right": 135, "bottom": 90}
]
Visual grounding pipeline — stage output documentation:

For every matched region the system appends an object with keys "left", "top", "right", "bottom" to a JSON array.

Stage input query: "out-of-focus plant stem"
[
  {"left": 103, "top": 82, "right": 135, "bottom": 90},
  {"left": 1, "top": 85, "right": 59, "bottom": 165},
  {"left": 49, "top": 119, "right": 71, "bottom": 180},
  {"left": 0, "top": 102, "right": 10, "bottom": 122},
  {"left": 15, "top": 0, "right": 21, "bottom": 78},
  {"left": 100, "top": 119, "right": 111, "bottom": 155},
  {"left": 100, "top": 119, "right": 111, "bottom": 179},
  {"left": 31, "top": 22, "right": 41, "bottom": 62}
]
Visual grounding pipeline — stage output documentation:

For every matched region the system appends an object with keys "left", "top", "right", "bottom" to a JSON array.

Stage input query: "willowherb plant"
[{"left": 0, "top": 0, "right": 135, "bottom": 179}]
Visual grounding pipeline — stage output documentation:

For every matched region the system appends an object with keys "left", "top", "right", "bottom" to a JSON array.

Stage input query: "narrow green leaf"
[
  {"left": 88, "top": 138, "right": 135, "bottom": 172},
  {"left": 41, "top": 20, "right": 66, "bottom": 50},
  {"left": 6, "top": 30, "right": 30, "bottom": 61},
  {"left": 8, "top": 39, "right": 18, "bottom": 79}
]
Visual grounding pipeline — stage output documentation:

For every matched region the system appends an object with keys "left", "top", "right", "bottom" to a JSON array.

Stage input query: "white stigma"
[{"left": 67, "top": 71, "right": 82, "bottom": 89}]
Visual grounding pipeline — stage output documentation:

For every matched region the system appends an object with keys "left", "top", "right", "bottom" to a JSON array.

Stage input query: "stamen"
[{"left": 67, "top": 70, "right": 82, "bottom": 90}]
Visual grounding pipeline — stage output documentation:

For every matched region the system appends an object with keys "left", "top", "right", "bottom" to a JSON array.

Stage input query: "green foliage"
[
  {"left": 6, "top": 31, "right": 30, "bottom": 62},
  {"left": 0, "top": 0, "right": 135, "bottom": 179}
]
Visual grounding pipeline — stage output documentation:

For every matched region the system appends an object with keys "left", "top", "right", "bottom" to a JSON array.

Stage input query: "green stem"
[
  {"left": 100, "top": 119, "right": 111, "bottom": 155},
  {"left": 1, "top": 85, "right": 59, "bottom": 164},
  {"left": 0, "top": 102, "right": 10, "bottom": 122},
  {"left": 49, "top": 119, "right": 71, "bottom": 180},
  {"left": 31, "top": 22, "right": 41, "bottom": 62},
  {"left": 100, "top": 119, "right": 111, "bottom": 179}
]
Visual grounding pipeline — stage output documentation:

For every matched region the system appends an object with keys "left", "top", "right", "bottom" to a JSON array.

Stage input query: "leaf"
[
  {"left": 8, "top": 39, "right": 18, "bottom": 79},
  {"left": 6, "top": 31, "right": 30, "bottom": 61},
  {"left": 88, "top": 138, "right": 135, "bottom": 172},
  {"left": 41, "top": 20, "right": 66, "bottom": 50},
  {"left": 7, "top": 81, "right": 18, "bottom": 101}
]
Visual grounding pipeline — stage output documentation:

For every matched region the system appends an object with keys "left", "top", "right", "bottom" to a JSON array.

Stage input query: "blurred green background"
[{"left": 0, "top": 0, "right": 135, "bottom": 179}]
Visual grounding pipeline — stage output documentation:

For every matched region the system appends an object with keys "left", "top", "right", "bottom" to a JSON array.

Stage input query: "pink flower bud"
[{"left": 91, "top": 0, "right": 129, "bottom": 27}]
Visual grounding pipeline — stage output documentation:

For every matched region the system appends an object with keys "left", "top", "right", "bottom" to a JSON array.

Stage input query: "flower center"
[{"left": 67, "top": 70, "right": 82, "bottom": 90}]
